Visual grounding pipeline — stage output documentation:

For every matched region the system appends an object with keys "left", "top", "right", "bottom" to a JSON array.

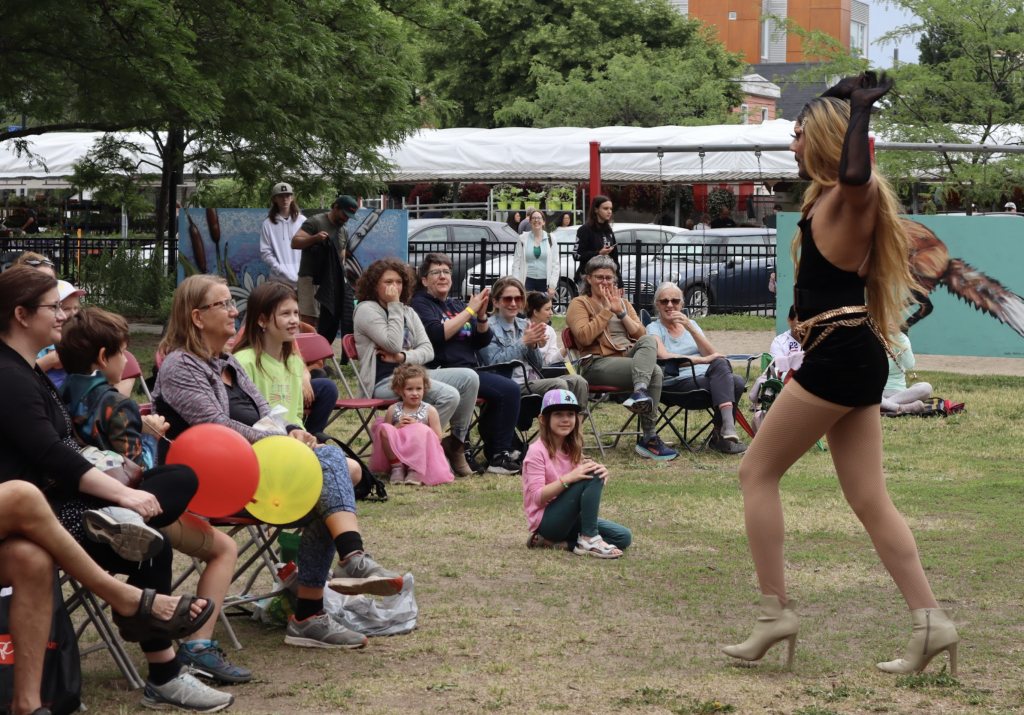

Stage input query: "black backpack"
[{"left": 316, "top": 435, "right": 387, "bottom": 502}]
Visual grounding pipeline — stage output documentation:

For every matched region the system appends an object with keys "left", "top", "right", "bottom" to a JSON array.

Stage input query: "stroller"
[{"left": 749, "top": 352, "right": 827, "bottom": 451}]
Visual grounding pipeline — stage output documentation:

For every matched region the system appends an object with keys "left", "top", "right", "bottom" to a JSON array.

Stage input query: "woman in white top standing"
[
  {"left": 511, "top": 210, "right": 560, "bottom": 298},
  {"left": 259, "top": 182, "right": 305, "bottom": 289}
]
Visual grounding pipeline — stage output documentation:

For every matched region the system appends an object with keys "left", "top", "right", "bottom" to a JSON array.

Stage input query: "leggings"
[
  {"left": 736, "top": 379, "right": 937, "bottom": 610},
  {"left": 880, "top": 382, "right": 932, "bottom": 413},
  {"left": 296, "top": 445, "right": 358, "bottom": 588},
  {"left": 305, "top": 377, "right": 340, "bottom": 434},
  {"left": 536, "top": 478, "right": 631, "bottom": 549},
  {"left": 80, "top": 463, "right": 198, "bottom": 654}
]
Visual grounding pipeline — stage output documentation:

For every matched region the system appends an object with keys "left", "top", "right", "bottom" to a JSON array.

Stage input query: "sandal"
[
  {"left": 526, "top": 532, "right": 569, "bottom": 550},
  {"left": 111, "top": 589, "right": 216, "bottom": 643},
  {"left": 573, "top": 535, "right": 622, "bottom": 559}
]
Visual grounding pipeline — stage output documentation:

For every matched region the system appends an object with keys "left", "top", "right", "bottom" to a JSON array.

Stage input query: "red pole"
[
  {"left": 589, "top": 141, "right": 602, "bottom": 204},
  {"left": 869, "top": 136, "right": 876, "bottom": 163}
]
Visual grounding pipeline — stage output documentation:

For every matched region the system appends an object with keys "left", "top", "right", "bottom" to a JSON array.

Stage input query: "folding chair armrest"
[
  {"left": 657, "top": 356, "right": 700, "bottom": 381},
  {"left": 478, "top": 360, "right": 529, "bottom": 385},
  {"left": 743, "top": 354, "right": 761, "bottom": 382},
  {"left": 541, "top": 364, "right": 568, "bottom": 378}
]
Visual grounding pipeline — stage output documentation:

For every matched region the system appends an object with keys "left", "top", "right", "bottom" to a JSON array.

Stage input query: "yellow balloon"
[{"left": 250, "top": 436, "right": 323, "bottom": 525}]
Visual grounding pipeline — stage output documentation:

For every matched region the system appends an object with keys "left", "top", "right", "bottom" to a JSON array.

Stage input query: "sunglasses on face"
[
  {"left": 500, "top": 295, "right": 523, "bottom": 305},
  {"left": 658, "top": 298, "right": 682, "bottom": 306},
  {"left": 25, "top": 259, "right": 55, "bottom": 268}
]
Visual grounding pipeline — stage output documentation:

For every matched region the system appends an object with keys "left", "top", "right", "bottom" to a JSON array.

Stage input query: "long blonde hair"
[
  {"left": 791, "top": 97, "right": 920, "bottom": 339},
  {"left": 159, "top": 275, "right": 228, "bottom": 361}
]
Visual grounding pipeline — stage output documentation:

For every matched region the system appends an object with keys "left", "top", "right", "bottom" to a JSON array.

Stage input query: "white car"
[{"left": 462, "top": 223, "right": 689, "bottom": 313}]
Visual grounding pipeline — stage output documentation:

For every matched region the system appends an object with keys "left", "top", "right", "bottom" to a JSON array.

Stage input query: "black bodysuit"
[{"left": 791, "top": 217, "right": 887, "bottom": 407}]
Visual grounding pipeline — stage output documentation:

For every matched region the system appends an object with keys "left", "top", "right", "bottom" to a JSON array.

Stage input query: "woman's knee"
[
  {"left": 347, "top": 457, "right": 362, "bottom": 487},
  {"left": 313, "top": 377, "right": 338, "bottom": 401}
]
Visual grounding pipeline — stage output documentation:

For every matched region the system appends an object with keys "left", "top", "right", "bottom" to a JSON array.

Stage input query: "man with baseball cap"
[
  {"left": 260, "top": 182, "right": 305, "bottom": 290},
  {"left": 1005, "top": 202, "right": 1017, "bottom": 213},
  {"left": 291, "top": 195, "right": 359, "bottom": 342}
]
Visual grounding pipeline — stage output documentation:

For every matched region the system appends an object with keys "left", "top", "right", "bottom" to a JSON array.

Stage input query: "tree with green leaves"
[
  {"left": 2, "top": 0, "right": 456, "bottom": 237},
  {"left": 774, "top": 1, "right": 1024, "bottom": 213},
  {"left": 494, "top": 49, "right": 744, "bottom": 128},
  {"left": 422, "top": 0, "right": 743, "bottom": 128}
]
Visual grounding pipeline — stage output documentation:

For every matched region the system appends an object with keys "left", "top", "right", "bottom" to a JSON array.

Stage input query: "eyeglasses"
[
  {"left": 590, "top": 274, "right": 616, "bottom": 282},
  {"left": 657, "top": 298, "right": 682, "bottom": 306},
  {"left": 427, "top": 269, "right": 452, "bottom": 278},
  {"left": 31, "top": 303, "right": 66, "bottom": 315},
  {"left": 499, "top": 295, "right": 523, "bottom": 305},
  {"left": 530, "top": 216, "right": 544, "bottom": 222},
  {"left": 198, "top": 299, "right": 237, "bottom": 311},
  {"left": 24, "top": 259, "right": 55, "bottom": 268}
]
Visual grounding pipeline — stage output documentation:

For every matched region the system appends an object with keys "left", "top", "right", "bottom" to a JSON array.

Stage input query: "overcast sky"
[{"left": 867, "top": 1, "right": 921, "bottom": 65}]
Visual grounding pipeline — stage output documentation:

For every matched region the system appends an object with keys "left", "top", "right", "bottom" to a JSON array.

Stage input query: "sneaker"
[
  {"left": 141, "top": 671, "right": 234, "bottom": 712},
  {"left": 389, "top": 463, "right": 407, "bottom": 485},
  {"left": 329, "top": 552, "right": 404, "bottom": 596},
  {"left": 486, "top": 452, "right": 522, "bottom": 475},
  {"left": 284, "top": 613, "right": 367, "bottom": 649},
  {"left": 82, "top": 507, "right": 165, "bottom": 562},
  {"left": 709, "top": 432, "right": 748, "bottom": 455},
  {"left": 440, "top": 435, "right": 474, "bottom": 477},
  {"left": 622, "top": 389, "right": 653, "bottom": 414},
  {"left": 176, "top": 641, "right": 253, "bottom": 684},
  {"left": 719, "top": 424, "right": 740, "bottom": 442},
  {"left": 405, "top": 470, "right": 423, "bottom": 486},
  {"left": 635, "top": 435, "right": 679, "bottom": 461}
]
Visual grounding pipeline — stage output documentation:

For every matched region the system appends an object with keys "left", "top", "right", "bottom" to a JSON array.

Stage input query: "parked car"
[
  {"left": 668, "top": 229, "right": 777, "bottom": 316},
  {"left": 462, "top": 223, "right": 688, "bottom": 313},
  {"left": 407, "top": 219, "right": 519, "bottom": 299}
]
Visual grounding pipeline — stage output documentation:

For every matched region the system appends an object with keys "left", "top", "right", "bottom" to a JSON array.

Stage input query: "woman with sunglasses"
[
  {"left": 646, "top": 282, "right": 747, "bottom": 454},
  {"left": 14, "top": 251, "right": 56, "bottom": 278},
  {"left": 510, "top": 210, "right": 560, "bottom": 298},
  {"left": 479, "top": 277, "right": 588, "bottom": 407}
]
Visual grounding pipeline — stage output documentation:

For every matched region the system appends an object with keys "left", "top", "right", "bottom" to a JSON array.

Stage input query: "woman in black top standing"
[
  {"left": 573, "top": 195, "right": 618, "bottom": 284},
  {"left": 723, "top": 74, "right": 956, "bottom": 677}
]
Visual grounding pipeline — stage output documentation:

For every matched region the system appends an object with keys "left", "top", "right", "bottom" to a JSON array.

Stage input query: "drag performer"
[{"left": 722, "top": 73, "right": 958, "bottom": 675}]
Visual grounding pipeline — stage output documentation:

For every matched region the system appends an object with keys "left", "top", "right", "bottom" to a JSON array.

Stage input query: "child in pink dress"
[{"left": 370, "top": 364, "right": 454, "bottom": 486}]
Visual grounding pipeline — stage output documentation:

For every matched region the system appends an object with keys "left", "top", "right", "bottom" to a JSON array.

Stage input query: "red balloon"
[{"left": 166, "top": 424, "right": 260, "bottom": 518}]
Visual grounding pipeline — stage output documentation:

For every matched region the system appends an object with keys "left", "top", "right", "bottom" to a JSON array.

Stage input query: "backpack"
[{"left": 316, "top": 434, "right": 388, "bottom": 502}]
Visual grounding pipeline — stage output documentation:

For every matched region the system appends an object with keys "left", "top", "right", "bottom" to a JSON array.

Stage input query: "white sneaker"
[
  {"left": 141, "top": 670, "right": 234, "bottom": 712},
  {"left": 82, "top": 507, "right": 165, "bottom": 561}
]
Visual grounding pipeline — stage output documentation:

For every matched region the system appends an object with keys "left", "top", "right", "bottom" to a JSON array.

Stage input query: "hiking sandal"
[
  {"left": 112, "top": 589, "right": 215, "bottom": 643},
  {"left": 573, "top": 535, "right": 622, "bottom": 559},
  {"left": 526, "top": 532, "right": 569, "bottom": 551}
]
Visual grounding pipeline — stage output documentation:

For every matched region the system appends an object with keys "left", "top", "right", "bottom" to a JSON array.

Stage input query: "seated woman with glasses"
[
  {"left": 410, "top": 252, "right": 522, "bottom": 475},
  {"left": 478, "top": 276, "right": 588, "bottom": 407},
  {"left": 565, "top": 256, "right": 678, "bottom": 461},
  {"left": 153, "top": 275, "right": 407, "bottom": 652},
  {"left": 646, "top": 282, "right": 747, "bottom": 454}
]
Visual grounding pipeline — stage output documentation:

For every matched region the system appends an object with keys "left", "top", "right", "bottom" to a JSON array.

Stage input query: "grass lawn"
[{"left": 88, "top": 335, "right": 1024, "bottom": 714}]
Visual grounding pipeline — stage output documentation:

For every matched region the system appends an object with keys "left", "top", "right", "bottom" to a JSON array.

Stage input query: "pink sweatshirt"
[{"left": 522, "top": 440, "right": 575, "bottom": 532}]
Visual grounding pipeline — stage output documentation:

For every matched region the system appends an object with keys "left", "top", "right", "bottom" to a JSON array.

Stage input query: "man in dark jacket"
[
  {"left": 291, "top": 195, "right": 358, "bottom": 343},
  {"left": 410, "top": 252, "right": 522, "bottom": 475},
  {"left": 710, "top": 206, "right": 737, "bottom": 228}
]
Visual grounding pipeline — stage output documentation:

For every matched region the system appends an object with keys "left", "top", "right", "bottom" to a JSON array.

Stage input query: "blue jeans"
[
  {"left": 296, "top": 445, "right": 358, "bottom": 588},
  {"left": 304, "top": 377, "right": 339, "bottom": 434},
  {"left": 373, "top": 367, "right": 478, "bottom": 442},
  {"left": 477, "top": 371, "right": 521, "bottom": 457}
]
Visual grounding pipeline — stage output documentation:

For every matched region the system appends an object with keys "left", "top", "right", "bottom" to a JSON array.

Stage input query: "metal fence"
[
  {"left": 409, "top": 238, "right": 776, "bottom": 317},
  {"left": 0, "top": 235, "right": 177, "bottom": 283}
]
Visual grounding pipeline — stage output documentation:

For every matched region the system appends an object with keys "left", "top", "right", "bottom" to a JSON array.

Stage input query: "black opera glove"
[{"left": 822, "top": 72, "right": 895, "bottom": 187}]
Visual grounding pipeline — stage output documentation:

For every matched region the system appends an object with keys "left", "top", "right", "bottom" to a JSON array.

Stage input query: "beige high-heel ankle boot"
[
  {"left": 722, "top": 594, "right": 799, "bottom": 667},
  {"left": 876, "top": 607, "right": 959, "bottom": 677}
]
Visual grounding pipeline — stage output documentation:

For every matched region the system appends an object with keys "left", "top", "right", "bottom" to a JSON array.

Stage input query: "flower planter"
[
  {"left": 561, "top": 201, "right": 574, "bottom": 211},
  {"left": 496, "top": 202, "right": 509, "bottom": 210}
]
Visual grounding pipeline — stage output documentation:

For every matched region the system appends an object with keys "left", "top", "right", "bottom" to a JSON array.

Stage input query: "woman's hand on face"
[
  {"left": 290, "top": 429, "right": 319, "bottom": 449},
  {"left": 383, "top": 282, "right": 401, "bottom": 304},
  {"left": 117, "top": 489, "right": 161, "bottom": 521},
  {"left": 141, "top": 415, "right": 169, "bottom": 437}
]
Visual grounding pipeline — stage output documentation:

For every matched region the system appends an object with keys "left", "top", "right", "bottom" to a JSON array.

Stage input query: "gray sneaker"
[
  {"left": 141, "top": 671, "right": 234, "bottom": 712},
  {"left": 284, "top": 613, "right": 367, "bottom": 649},
  {"left": 329, "top": 552, "right": 404, "bottom": 596},
  {"left": 83, "top": 507, "right": 165, "bottom": 562}
]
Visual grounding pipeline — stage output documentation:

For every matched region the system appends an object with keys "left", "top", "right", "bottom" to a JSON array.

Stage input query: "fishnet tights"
[{"left": 737, "top": 379, "right": 938, "bottom": 610}]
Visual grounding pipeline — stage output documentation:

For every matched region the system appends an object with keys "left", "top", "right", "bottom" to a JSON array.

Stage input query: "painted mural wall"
[
  {"left": 775, "top": 214, "right": 1024, "bottom": 358},
  {"left": 177, "top": 208, "right": 409, "bottom": 318}
]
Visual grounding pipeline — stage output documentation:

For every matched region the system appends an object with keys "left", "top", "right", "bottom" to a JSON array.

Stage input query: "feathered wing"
[{"left": 944, "top": 259, "right": 1024, "bottom": 337}]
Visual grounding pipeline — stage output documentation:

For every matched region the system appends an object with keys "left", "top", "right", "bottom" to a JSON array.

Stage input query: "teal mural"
[{"left": 775, "top": 214, "right": 1024, "bottom": 358}]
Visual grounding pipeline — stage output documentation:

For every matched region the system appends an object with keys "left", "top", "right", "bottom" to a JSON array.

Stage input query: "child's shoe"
[
  {"left": 405, "top": 470, "right": 423, "bottom": 486},
  {"left": 389, "top": 463, "right": 407, "bottom": 484}
]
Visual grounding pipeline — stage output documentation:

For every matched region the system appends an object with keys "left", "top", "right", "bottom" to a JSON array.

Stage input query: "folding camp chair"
[
  {"left": 560, "top": 328, "right": 642, "bottom": 457},
  {"left": 338, "top": 334, "right": 399, "bottom": 455},
  {"left": 752, "top": 352, "right": 826, "bottom": 451},
  {"left": 61, "top": 571, "right": 145, "bottom": 690},
  {"left": 169, "top": 518, "right": 288, "bottom": 651},
  {"left": 464, "top": 361, "right": 543, "bottom": 464}
]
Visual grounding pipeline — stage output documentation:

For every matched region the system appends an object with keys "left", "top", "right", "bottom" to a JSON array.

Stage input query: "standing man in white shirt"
[{"left": 260, "top": 182, "right": 305, "bottom": 290}]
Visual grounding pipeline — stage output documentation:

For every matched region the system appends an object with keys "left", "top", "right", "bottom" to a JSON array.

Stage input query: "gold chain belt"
[{"left": 791, "top": 305, "right": 900, "bottom": 368}]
